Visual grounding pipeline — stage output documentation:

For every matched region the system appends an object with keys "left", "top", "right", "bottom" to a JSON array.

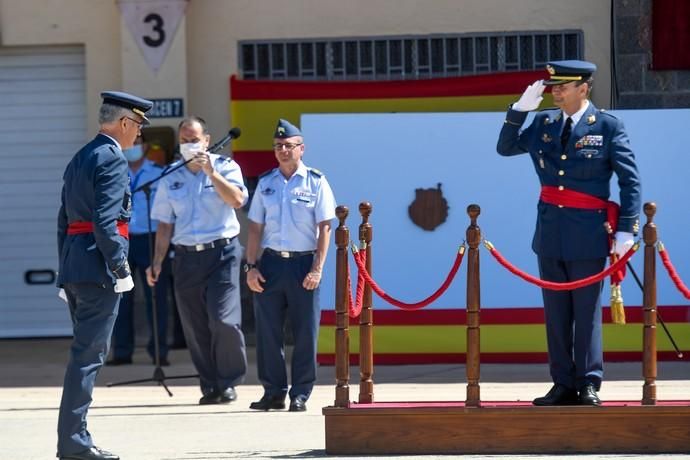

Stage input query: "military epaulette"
[
  {"left": 598, "top": 108, "right": 619, "bottom": 119},
  {"left": 258, "top": 168, "right": 276, "bottom": 179},
  {"left": 308, "top": 167, "right": 323, "bottom": 178},
  {"left": 537, "top": 107, "right": 559, "bottom": 112}
]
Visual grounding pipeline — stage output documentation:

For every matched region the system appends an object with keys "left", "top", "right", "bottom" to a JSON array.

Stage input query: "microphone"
[{"left": 209, "top": 127, "right": 241, "bottom": 154}]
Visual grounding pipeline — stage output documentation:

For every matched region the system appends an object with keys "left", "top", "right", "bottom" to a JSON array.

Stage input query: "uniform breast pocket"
[
  {"left": 201, "top": 186, "right": 223, "bottom": 207},
  {"left": 575, "top": 149, "right": 604, "bottom": 179},
  {"left": 290, "top": 197, "right": 315, "bottom": 223},
  {"left": 169, "top": 187, "right": 189, "bottom": 215}
]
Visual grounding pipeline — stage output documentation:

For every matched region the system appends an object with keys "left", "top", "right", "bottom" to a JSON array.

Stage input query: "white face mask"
[{"left": 179, "top": 142, "right": 204, "bottom": 161}]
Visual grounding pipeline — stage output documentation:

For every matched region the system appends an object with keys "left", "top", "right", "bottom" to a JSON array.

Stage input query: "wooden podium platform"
[
  {"left": 326, "top": 203, "right": 689, "bottom": 456},
  {"left": 323, "top": 400, "right": 690, "bottom": 455}
]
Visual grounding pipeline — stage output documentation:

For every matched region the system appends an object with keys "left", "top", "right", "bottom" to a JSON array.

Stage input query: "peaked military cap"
[
  {"left": 274, "top": 118, "right": 302, "bottom": 138},
  {"left": 101, "top": 91, "right": 153, "bottom": 124},
  {"left": 543, "top": 60, "right": 597, "bottom": 86}
]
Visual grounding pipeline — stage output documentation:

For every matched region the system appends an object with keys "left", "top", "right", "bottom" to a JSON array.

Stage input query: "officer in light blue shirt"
[
  {"left": 246, "top": 118, "right": 336, "bottom": 412},
  {"left": 108, "top": 134, "right": 171, "bottom": 366},
  {"left": 148, "top": 116, "right": 248, "bottom": 405}
]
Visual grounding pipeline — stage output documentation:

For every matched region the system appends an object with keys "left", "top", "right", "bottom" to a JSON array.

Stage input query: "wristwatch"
[{"left": 243, "top": 263, "right": 256, "bottom": 273}]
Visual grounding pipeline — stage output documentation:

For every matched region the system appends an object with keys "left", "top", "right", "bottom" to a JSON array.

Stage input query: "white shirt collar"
[
  {"left": 100, "top": 133, "right": 121, "bottom": 151},
  {"left": 562, "top": 100, "right": 590, "bottom": 127}
]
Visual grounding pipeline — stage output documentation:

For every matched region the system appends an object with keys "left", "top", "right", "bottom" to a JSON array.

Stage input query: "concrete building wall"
[
  {"left": 614, "top": 0, "right": 690, "bottom": 108},
  {"left": 2, "top": 0, "right": 612, "bottom": 138}
]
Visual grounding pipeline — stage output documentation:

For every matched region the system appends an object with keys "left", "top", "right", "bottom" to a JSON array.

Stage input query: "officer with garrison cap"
[
  {"left": 246, "top": 119, "right": 336, "bottom": 412},
  {"left": 147, "top": 116, "right": 248, "bottom": 405},
  {"left": 57, "top": 91, "right": 152, "bottom": 460},
  {"left": 497, "top": 60, "right": 641, "bottom": 406}
]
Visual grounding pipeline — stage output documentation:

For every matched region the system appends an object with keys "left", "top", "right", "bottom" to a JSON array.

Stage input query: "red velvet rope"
[
  {"left": 486, "top": 241, "right": 638, "bottom": 291},
  {"left": 658, "top": 244, "right": 690, "bottom": 300},
  {"left": 351, "top": 247, "right": 465, "bottom": 311},
  {"left": 346, "top": 251, "right": 367, "bottom": 317}
]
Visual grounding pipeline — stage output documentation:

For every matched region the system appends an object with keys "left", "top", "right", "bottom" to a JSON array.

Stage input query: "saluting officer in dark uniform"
[
  {"left": 246, "top": 119, "right": 336, "bottom": 412},
  {"left": 56, "top": 91, "right": 152, "bottom": 460},
  {"left": 497, "top": 61, "right": 641, "bottom": 406}
]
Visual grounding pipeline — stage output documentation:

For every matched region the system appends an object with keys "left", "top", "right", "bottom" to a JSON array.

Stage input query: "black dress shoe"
[
  {"left": 532, "top": 384, "right": 579, "bottom": 406},
  {"left": 289, "top": 395, "right": 308, "bottom": 412},
  {"left": 59, "top": 445, "right": 119, "bottom": 459},
  {"left": 199, "top": 390, "right": 221, "bottom": 405},
  {"left": 219, "top": 387, "right": 237, "bottom": 403},
  {"left": 579, "top": 384, "right": 602, "bottom": 406},
  {"left": 249, "top": 394, "right": 286, "bottom": 411},
  {"left": 105, "top": 357, "right": 132, "bottom": 366}
]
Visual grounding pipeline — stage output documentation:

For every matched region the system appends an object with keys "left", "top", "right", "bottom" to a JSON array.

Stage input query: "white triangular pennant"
[{"left": 118, "top": 0, "right": 188, "bottom": 74}]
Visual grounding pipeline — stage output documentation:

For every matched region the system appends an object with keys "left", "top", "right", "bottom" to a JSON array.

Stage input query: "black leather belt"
[
  {"left": 175, "top": 237, "right": 235, "bottom": 253},
  {"left": 264, "top": 248, "right": 315, "bottom": 258}
]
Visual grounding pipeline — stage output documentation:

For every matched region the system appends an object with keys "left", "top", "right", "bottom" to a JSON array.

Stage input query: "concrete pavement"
[{"left": 1, "top": 339, "right": 689, "bottom": 459}]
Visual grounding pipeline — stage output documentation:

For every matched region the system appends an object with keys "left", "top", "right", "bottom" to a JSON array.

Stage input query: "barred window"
[{"left": 239, "top": 31, "right": 583, "bottom": 80}]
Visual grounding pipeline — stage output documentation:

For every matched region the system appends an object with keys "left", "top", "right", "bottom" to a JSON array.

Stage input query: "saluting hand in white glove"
[
  {"left": 513, "top": 80, "right": 546, "bottom": 112},
  {"left": 613, "top": 231, "right": 635, "bottom": 258}
]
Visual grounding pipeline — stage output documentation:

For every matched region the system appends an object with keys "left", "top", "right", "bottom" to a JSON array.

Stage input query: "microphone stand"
[
  {"left": 107, "top": 136, "right": 238, "bottom": 395},
  {"left": 107, "top": 157, "right": 199, "bottom": 396}
]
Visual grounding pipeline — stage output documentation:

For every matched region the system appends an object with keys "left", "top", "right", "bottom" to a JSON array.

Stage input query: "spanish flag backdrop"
[{"left": 230, "top": 70, "right": 547, "bottom": 177}]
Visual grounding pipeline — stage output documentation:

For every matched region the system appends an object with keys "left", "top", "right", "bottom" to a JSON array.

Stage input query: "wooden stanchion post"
[
  {"left": 642, "top": 202, "right": 657, "bottom": 405},
  {"left": 335, "top": 205, "right": 350, "bottom": 407},
  {"left": 465, "top": 204, "right": 481, "bottom": 407},
  {"left": 358, "top": 202, "right": 374, "bottom": 403}
]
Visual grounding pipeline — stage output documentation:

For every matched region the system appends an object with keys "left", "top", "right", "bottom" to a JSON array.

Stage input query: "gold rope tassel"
[{"left": 610, "top": 284, "right": 626, "bottom": 325}]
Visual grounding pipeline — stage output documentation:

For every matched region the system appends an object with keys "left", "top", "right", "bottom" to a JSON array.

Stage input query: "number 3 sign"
[{"left": 118, "top": 0, "right": 188, "bottom": 74}]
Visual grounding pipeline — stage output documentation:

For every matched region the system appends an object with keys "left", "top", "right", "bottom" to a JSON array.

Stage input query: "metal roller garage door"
[{"left": 0, "top": 46, "right": 86, "bottom": 337}]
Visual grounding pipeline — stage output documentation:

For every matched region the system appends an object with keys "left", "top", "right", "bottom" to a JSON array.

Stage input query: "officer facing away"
[
  {"left": 56, "top": 91, "right": 152, "bottom": 460},
  {"left": 246, "top": 119, "right": 337, "bottom": 412},
  {"left": 496, "top": 60, "right": 641, "bottom": 407}
]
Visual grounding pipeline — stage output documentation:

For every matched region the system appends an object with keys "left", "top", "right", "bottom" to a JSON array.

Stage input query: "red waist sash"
[
  {"left": 540, "top": 186, "right": 619, "bottom": 233},
  {"left": 67, "top": 220, "right": 129, "bottom": 238},
  {"left": 540, "top": 185, "right": 625, "bottom": 283}
]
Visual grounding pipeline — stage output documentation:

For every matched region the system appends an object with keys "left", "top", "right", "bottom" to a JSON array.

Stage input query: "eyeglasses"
[
  {"left": 122, "top": 116, "right": 144, "bottom": 130},
  {"left": 272, "top": 142, "right": 303, "bottom": 151}
]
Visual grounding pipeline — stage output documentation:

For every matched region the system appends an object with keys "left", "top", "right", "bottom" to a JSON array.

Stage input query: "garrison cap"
[
  {"left": 274, "top": 118, "right": 302, "bottom": 138},
  {"left": 543, "top": 60, "right": 597, "bottom": 86},
  {"left": 100, "top": 91, "right": 153, "bottom": 124}
]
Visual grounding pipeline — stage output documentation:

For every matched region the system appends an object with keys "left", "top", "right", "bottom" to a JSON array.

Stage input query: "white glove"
[
  {"left": 58, "top": 288, "right": 68, "bottom": 303},
  {"left": 512, "top": 80, "right": 545, "bottom": 112},
  {"left": 114, "top": 275, "right": 135, "bottom": 293},
  {"left": 613, "top": 231, "right": 635, "bottom": 258}
]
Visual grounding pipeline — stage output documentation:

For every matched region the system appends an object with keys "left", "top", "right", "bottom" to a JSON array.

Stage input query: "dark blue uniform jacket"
[
  {"left": 57, "top": 134, "right": 131, "bottom": 286},
  {"left": 497, "top": 103, "right": 641, "bottom": 261}
]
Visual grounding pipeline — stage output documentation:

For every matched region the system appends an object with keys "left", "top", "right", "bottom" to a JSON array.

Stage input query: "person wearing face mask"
[
  {"left": 245, "top": 119, "right": 336, "bottom": 412},
  {"left": 497, "top": 61, "right": 641, "bottom": 407},
  {"left": 107, "top": 134, "right": 171, "bottom": 366},
  {"left": 56, "top": 91, "right": 152, "bottom": 460},
  {"left": 147, "top": 116, "right": 248, "bottom": 405}
]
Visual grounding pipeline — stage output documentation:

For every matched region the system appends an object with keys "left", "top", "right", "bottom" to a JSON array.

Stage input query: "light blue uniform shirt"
[
  {"left": 151, "top": 154, "right": 248, "bottom": 246},
  {"left": 128, "top": 159, "right": 164, "bottom": 235},
  {"left": 248, "top": 162, "right": 336, "bottom": 251}
]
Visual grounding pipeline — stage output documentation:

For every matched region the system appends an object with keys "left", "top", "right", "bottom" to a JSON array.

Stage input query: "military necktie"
[{"left": 561, "top": 117, "right": 573, "bottom": 151}]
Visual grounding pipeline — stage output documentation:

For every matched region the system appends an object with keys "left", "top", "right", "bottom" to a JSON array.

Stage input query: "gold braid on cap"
[{"left": 132, "top": 108, "right": 146, "bottom": 117}]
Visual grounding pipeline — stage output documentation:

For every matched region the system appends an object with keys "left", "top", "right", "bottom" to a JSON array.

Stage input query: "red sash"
[
  {"left": 67, "top": 220, "right": 129, "bottom": 238},
  {"left": 539, "top": 185, "right": 624, "bottom": 283}
]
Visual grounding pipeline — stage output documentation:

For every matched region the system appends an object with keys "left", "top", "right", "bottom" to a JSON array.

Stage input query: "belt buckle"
[
  {"left": 279, "top": 251, "right": 290, "bottom": 258},
  {"left": 194, "top": 243, "right": 205, "bottom": 252}
]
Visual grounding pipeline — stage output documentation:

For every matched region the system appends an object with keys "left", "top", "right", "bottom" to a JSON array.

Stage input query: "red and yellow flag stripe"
[
  {"left": 229, "top": 71, "right": 549, "bottom": 176},
  {"left": 317, "top": 307, "right": 690, "bottom": 364}
]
